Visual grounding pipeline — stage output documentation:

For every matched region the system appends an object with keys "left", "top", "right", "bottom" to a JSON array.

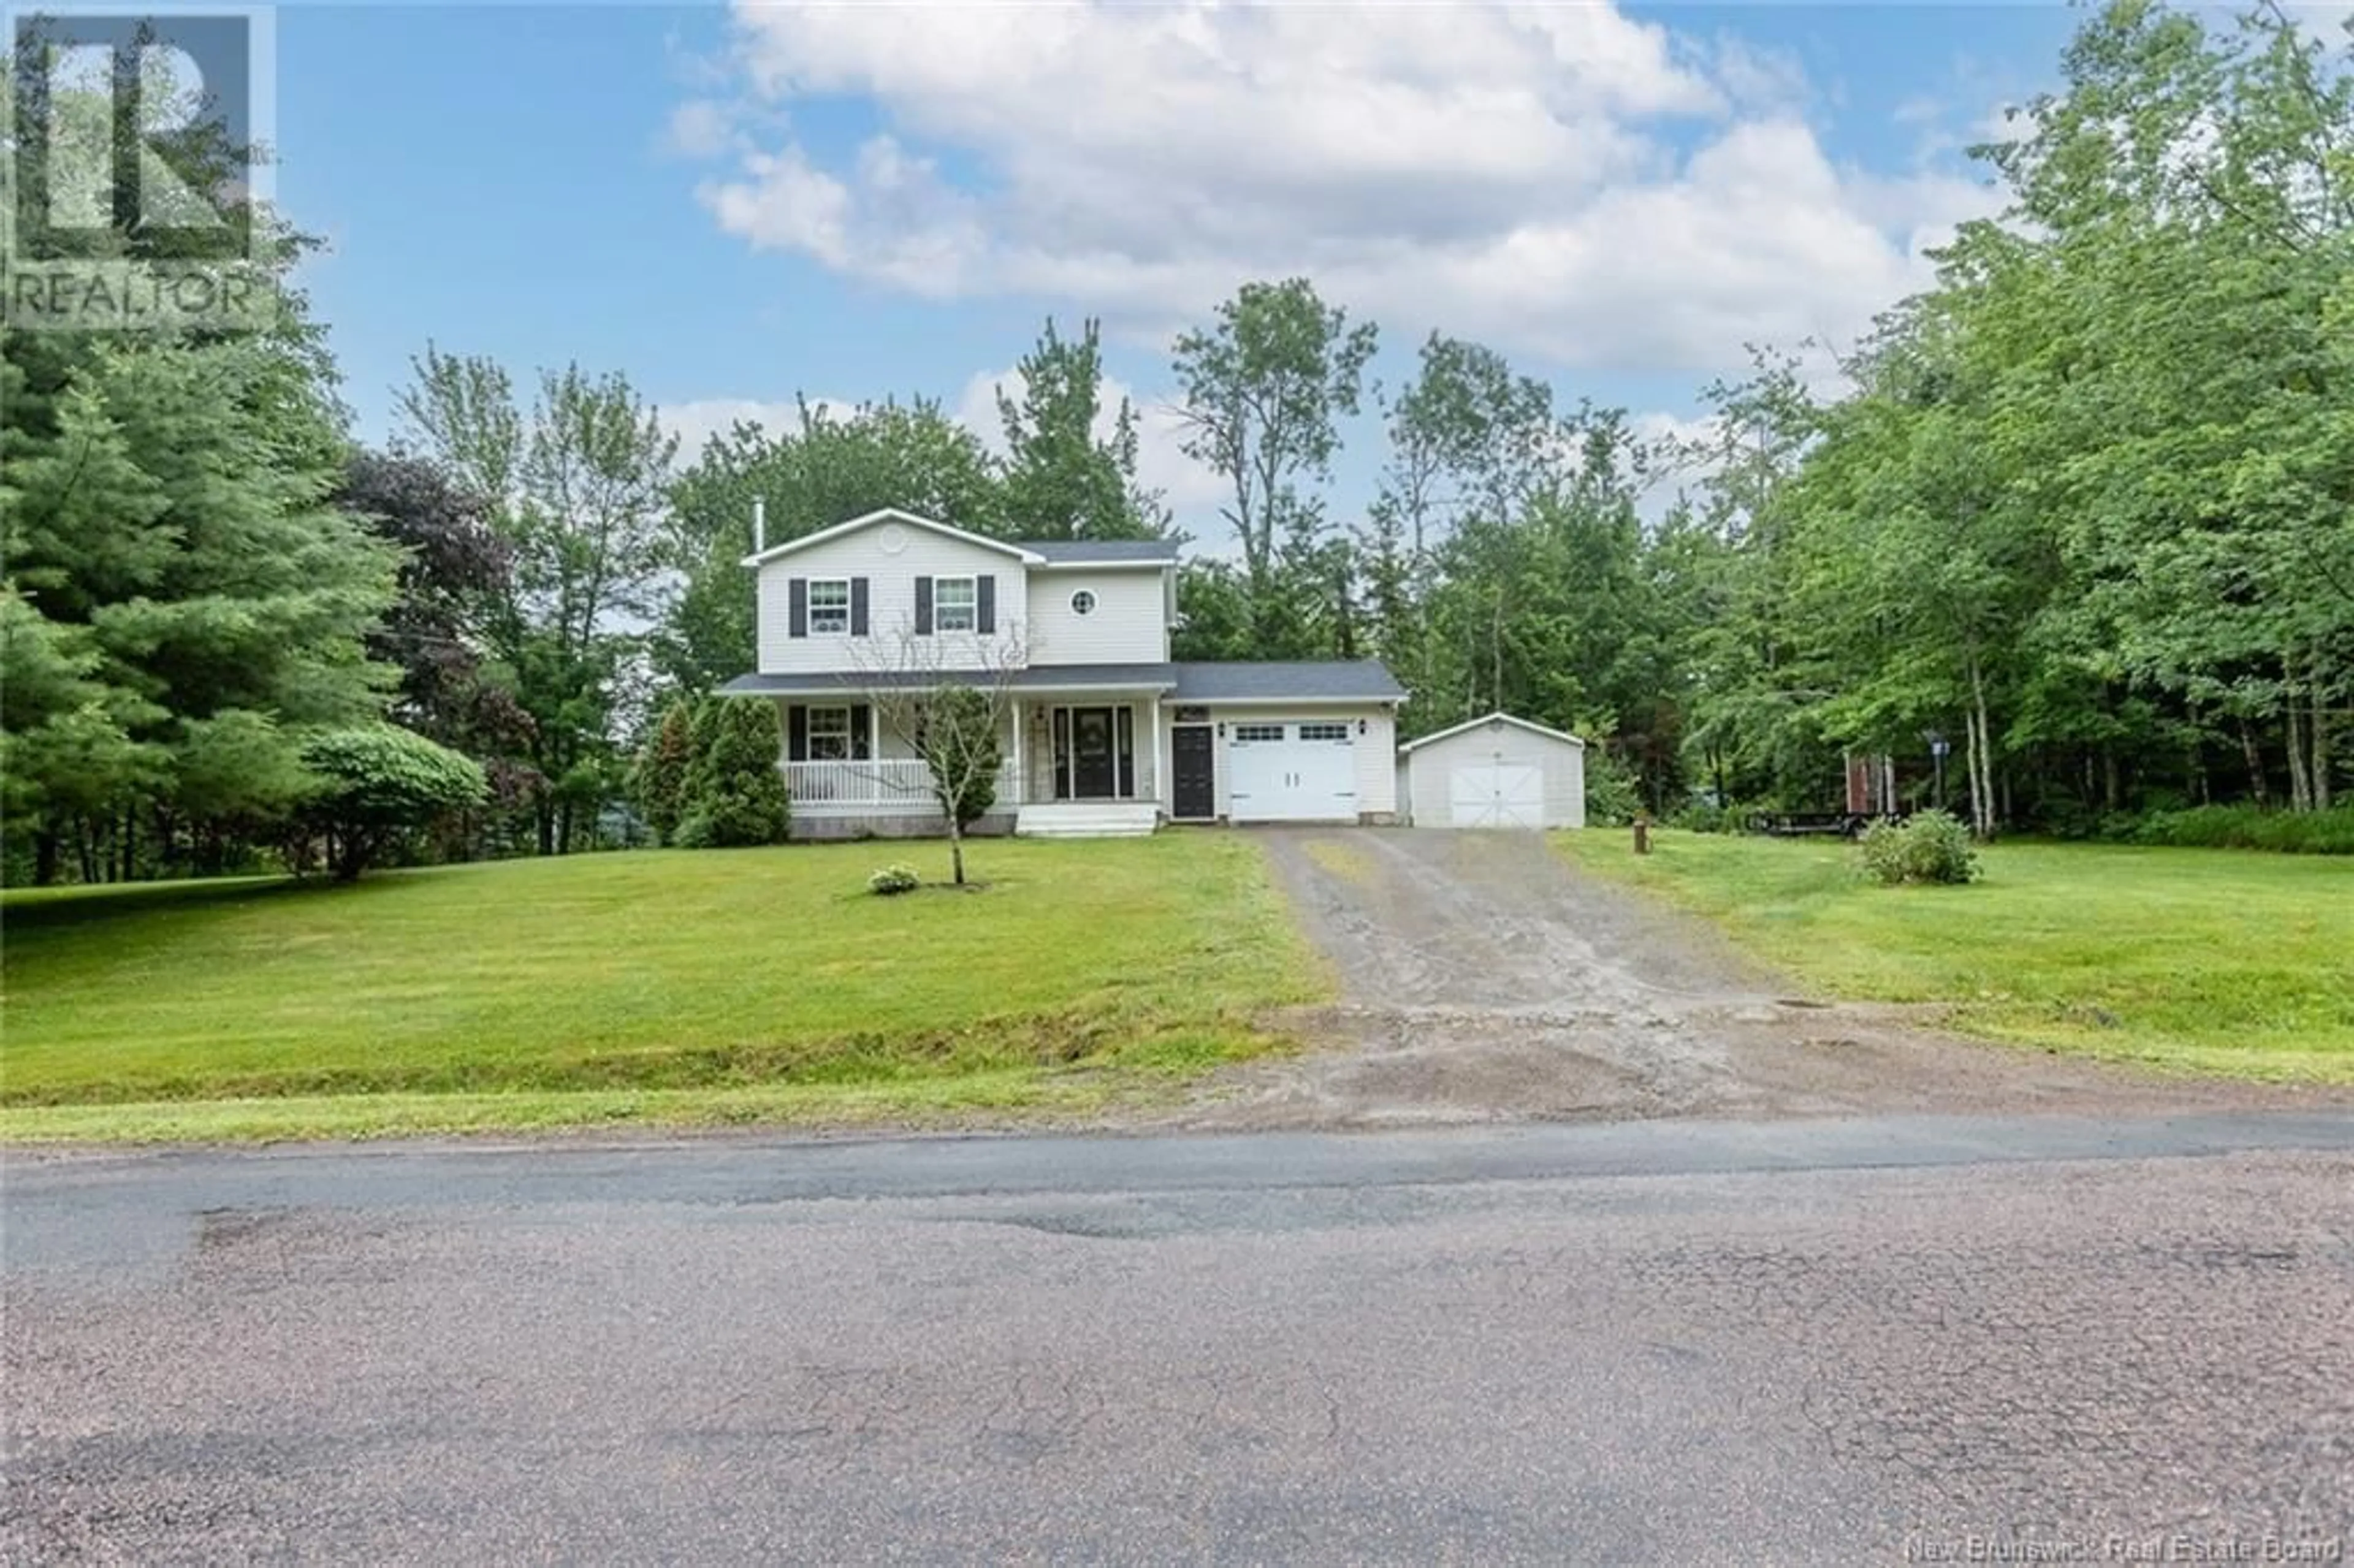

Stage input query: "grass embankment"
[
  {"left": 1553, "top": 831, "right": 2353, "bottom": 1083},
  {"left": 1, "top": 835, "right": 1327, "bottom": 1142}
]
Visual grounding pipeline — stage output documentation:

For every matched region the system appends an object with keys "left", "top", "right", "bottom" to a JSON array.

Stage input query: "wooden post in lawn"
[{"left": 1633, "top": 815, "right": 1651, "bottom": 854}]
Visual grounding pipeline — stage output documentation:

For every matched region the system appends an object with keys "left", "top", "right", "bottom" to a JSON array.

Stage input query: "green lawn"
[
  {"left": 0, "top": 835, "right": 1327, "bottom": 1141},
  {"left": 1553, "top": 831, "right": 2353, "bottom": 1082}
]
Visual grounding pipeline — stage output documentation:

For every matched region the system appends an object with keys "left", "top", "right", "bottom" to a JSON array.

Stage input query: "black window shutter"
[
  {"left": 914, "top": 576, "right": 934, "bottom": 635},
  {"left": 851, "top": 703, "right": 872, "bottom": 760},
  {"left": 788, "top": 578, "right": 808, "bottom": 639},
  {"left": 850, "top": 577, "right": 869, "bottom": 636},
  {"left": 787, "top": 704, "right": 808, "bottom": 762},
  {"left": 977, "top": 574, "right": 997, "bottom": 634}
]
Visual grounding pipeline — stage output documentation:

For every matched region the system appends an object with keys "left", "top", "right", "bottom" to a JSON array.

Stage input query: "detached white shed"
[{"left": 1396, "top": 712, "right": 1587, "bottom": 830}]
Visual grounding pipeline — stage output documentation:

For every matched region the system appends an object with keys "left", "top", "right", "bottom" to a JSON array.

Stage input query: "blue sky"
[{"left": 276, "top": 2, "right": 2093, "bottom": 528}]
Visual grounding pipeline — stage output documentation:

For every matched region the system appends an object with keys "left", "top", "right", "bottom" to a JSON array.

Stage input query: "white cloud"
[
  {"left": 665, "top": 98, "right": 734, "bottom": 159},
  {"left": 683, "top": 0, "right": 2003, "bottom": 379},
  {"left": 1629, "top": 409, "right": 1727, "bottom": 520},
  {"left": 1633, "top": 409, "right": 1725, "bottom": 457},
  {"left": 951, "top": 366, "right": 1228, "bottom": 515},
  {"left": 1705, "top": 34, "right": 1813, "bottom": 118}
]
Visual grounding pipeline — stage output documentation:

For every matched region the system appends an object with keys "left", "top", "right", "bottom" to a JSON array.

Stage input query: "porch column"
[
  {"left": 1010, "top": 698, "right": 1025, "bottom": 806},
  {"left": 1150, "top": 695, "right": 1166, "bottom": 812}
]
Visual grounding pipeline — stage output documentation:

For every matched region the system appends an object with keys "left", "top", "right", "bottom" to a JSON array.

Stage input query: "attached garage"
[
  {"left": 1162, "top": 661, "right": 1405, "bottom": 826},
  {"left": 1397, "top": 712, "right": 1587, "bottom": 830},
  {"left": 1225, "top": 719, "right": 1360, "bottom": 822}
]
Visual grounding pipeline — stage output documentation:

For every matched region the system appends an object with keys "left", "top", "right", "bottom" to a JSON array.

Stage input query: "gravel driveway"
[{"left": 1178, "top": 828, "right": 2344, "bottom": 1130}]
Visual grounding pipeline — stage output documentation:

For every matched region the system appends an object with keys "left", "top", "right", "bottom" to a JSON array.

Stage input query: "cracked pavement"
[{"left": 7, "top": 1121, "right": 2353, "bottom": 1562}]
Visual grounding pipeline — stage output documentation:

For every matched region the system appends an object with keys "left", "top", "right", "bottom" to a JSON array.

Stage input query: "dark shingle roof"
[
  {"left": 718, "top": 664, "right": 1178, "bottom": 697},
  {"left": 718, "top": 660, "right": 1406, "bottom": 702},
  {"left": 1016, "top": 539, "right": 1180, "bottom": 565},
  {"left": 1171, "top": 661, "right": 1406, "bottom": 701}
]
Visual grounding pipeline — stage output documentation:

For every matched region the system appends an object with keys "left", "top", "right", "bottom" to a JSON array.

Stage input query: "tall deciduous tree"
[
  {"left": 1171, "top": 278, "right": 1376, "bottom": 650},
  {"left": 395, "top": 350, "right": 677, "bottom": 853},
  {"left": 996, "top": 318, "right": 1169, "bottom": 541},
  {"left": 1975, "top": 0, "right": 2354, "bottom": 812},
  {"left": 333, "top": 451, "right": 539, "bottom": 840},
  {"left": 658, "top": 397, "right": 1003, "bottom": 691},
  {"left": 1365, "top": 333, "right": 1563, "bottom": 702}
]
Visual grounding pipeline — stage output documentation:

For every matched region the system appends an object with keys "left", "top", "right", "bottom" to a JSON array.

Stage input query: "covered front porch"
[
  {"left": 770, "top": 685, "right": 1165, "bottom": 837},
  {"left": 1007, "top": 690, "right": 1163, "bottom": 837}
]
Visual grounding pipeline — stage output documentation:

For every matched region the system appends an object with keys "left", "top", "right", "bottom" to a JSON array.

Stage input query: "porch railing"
[{"left": 783, "top": 758, "right": 1023, "bottom": 808}]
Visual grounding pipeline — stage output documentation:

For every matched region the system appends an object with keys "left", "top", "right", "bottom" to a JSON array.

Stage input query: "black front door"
[
  {"left": 1171, "top": 725, "right": 1215, "bottom": 820},
  {"left": 1072, "top": 706, "right": 1118, "bottom": 799}
]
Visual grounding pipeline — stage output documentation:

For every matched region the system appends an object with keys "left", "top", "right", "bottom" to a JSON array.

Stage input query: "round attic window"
[
  {"left": 877, "top": 522, "right": 909, "bottom": 555},
  {"left": 1070, "top": 589, "right": 1098, "bottom": 615}
]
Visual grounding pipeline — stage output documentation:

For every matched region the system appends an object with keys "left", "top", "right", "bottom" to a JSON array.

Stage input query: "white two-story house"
[{"left": 717, "top": 508, "right": 1404, "bottom": 837}]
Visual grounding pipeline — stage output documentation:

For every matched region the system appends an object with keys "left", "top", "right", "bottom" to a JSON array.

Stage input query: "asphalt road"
[{"left": 8, "top": 1115, "right": 2354, "bottom": 1564}]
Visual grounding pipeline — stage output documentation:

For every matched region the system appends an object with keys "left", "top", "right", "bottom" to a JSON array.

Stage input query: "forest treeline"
[{"left": 4, "top": 0, "right": 2347, "bottom": 883}]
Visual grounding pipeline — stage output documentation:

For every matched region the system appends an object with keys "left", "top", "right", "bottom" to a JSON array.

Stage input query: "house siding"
[
  {"left": 1403, "top": 721, "right": 1587, "bottom": 828},
  {"left": 756, "top": 530, "right": 1031, "bottom": 675},
  {"left": 1027, "top": 569, "right": 1171, "bottom": 666}
]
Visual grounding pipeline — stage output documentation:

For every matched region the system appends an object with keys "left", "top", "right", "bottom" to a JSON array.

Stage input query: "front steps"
[{"left": 1013, "top": 801, "right": 1161, "bottom": 838}]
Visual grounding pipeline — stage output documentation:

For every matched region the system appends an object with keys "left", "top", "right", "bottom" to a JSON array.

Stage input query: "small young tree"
[
  {"left": 858, "top": 630, "right": 1024, "bottom": 887},
  {"left": 631, "top": 697, "right": 699, "bottom": 844},
  {"left": 912, "top": 685, "right": 1003, "bottom": 881},
  {"left": 299, "top": 726, "right": 490, "bottom": 881},
  {"left": 676, "top": 699, "right": 790, "bottom": 848}
]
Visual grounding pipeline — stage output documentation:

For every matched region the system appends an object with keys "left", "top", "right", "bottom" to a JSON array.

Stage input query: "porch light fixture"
[{"left": 1357, "top": 718, "right": 1366, "bottom": 735}]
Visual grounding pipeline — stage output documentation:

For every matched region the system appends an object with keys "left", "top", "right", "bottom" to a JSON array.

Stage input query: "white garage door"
[
  {"left": 1227, "top": 721, "right": 1358, "bottom": 822},
  {"left": 1449, "top": 763, "right": 1542, "bottom": 829}
]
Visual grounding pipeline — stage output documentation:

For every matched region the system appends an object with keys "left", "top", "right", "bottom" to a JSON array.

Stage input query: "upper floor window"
[
  {"left": 1070, "top": 589, "right": 1097, "bottom": 616},
  {"left": 808, "top": 578, "right": 850, "bottom": 636},
  {"left": 935, "top": 576, "right": 978, "bottom": 633}
]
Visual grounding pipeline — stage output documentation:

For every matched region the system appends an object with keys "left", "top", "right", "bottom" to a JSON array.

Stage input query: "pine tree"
[
  {"left": 676, "top": 701, "right": 790, "bottom": 848},
  {"left": 631, "top": 698, "right": 699, "bottom": 845},
  {"left": 1, "top": 27, "right": 398, "bottom": 880}
]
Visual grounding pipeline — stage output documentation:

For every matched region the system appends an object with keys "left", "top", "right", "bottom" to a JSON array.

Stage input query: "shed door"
[
  {"left": 1448, "top": 762, "right": 1542, "bottom": 829},
  {"left": 1227, "top": 721, "right": 1357, "bottom": 822}
]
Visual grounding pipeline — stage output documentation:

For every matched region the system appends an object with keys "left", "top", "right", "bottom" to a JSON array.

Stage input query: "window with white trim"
[
  {"left": 1298, "top": 722, "right": 1351, "bottom": 742},
  {"left": 807, "top": 706, "right": 853, "bottom": 761},
  {"left": 1070, "top": 589, "right": 1097, "bottom": 616},
  {"left": 1232, "top": 723, "right": 1286, "bottom": 743},
  {"left": 807, "top": 578, "right": 850, "bottom": 636},
  {"left": 935, "top": 576, "right": 977, "bottom": 633}
]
